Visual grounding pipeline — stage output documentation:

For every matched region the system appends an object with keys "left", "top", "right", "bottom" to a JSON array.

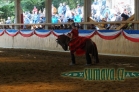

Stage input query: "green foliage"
[
  {"left": 0, "top": 1, "right": 15, "bottom": 19},
  {"left": 0, "top": 0, "right": 46, "bottom": 19},
  {"left": 21, "top": 0, "right": 45, "bottom": 12}
]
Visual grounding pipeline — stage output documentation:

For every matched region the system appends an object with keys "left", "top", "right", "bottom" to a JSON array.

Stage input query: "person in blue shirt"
[
  {"left": 77, "top": 4, "right": 82, "bottom": 15},
  {"left": 73, "top": 12, "right": 82, "bottom": 22},
  {"left": 62, "top": 2, "right": 66, "bottom": 15},
  {"left": 6, "top": 17, "right": 12, "bottom": 24},
  {"left": 51, "top": 15, "right": 58, "bottom": 23},
  {"left": 42, "top": 17, "right": 46, "bottom": 23},
  {"left": 33, "top": 12, "right": 39, "bottom": 24},
  {"left": 58, "top": 3, "right": 63, "bottom": 15},
  {"left": 23, "top": 15, "right": 30, "bottom": 29}
]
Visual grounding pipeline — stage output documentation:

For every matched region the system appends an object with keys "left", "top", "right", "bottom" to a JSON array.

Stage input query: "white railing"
[{"left": 0, "top": 21, "right": 139, "bottom": 26}]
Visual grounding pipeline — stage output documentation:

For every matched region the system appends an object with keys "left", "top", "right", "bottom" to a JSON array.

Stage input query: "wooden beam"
[{"left": 88, "top": 17, "right": 105, "bottom": 30}]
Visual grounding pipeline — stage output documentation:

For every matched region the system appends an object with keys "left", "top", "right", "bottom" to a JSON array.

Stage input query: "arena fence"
[{"left": 0, "top": 21, "right": 139, "bottom": 57}]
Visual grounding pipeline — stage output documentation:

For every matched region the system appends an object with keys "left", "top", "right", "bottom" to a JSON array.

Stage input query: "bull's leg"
[
  {"left": 94, "top": 52, "right": 99, "bottom": 63},
  {"left": 93, "top": 45, "right": 99, "bottom": 64},
  {"left": 93, "top": 54, "right": 99, "bottom": 64},
  {"left": 85, "top": 53, "right": 92, "bottom": 65},
  {"left": 70, "top": 52, "right": 76, "bottom": 65}
]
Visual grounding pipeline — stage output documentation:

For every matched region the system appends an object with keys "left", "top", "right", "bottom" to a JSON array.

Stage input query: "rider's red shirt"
[
  {"left": 68, "top": 29, "right": 89, "bottom": 55},
  {"left": 70, "top": 29, "right": 79, "bottom": 39}
]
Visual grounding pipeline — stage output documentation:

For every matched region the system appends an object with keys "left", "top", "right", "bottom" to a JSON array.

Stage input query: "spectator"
[
  {"left": 62, "top": 2, "right": 67, "bottom": 15},
  {"left": 65, "top": 5, "right": 72, "bottom": 20},
  {"left": 23, "top": 14, "right": 30, "bottom": 29},
  {"left": 38, "top": 10, "right": 44, "bottom": 23},
  {"left": 52, "top": 15, "right": 58, "bottom": 23},
  {"left": 77, "top": 4, "right": 82, "bottom": 15},
  {"left": 6, "top": 17, "right": 12, "bottom": 24},
  {"left": 120, "top": 13, "right": 129, "bottom": 29},
  {"left": 121, "top": 13, "right": 129, "bottom": 21},
  {"left": 39, "top": 17, "right": 44, "bottom": 23},
  {"left": 74, "top": 12, "right": 82, "bottom": 23},
  {"left": 32, "top": 6, "right": 38, "bottom": 14},
  {"left": 101, "top": 0, "right": 106, "bottom": 7},
  {"left": 58, "top": 3, "right": 63, "bottom": 15},
  {"left": 89, "top": 24, "right": 96, "bottom": 30},
  {"left": 52, "top": 4, "right": 57, "bottom": 15},
  {"left": 32, "top": 12, "right": 39, "bottom": 24}
]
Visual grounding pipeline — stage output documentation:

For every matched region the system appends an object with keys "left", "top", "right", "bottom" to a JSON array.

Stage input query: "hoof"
[
  {"left": 69, "top": 63, "right": 76, "bottom": 66},
  {"left": 85, "top": 64, "right": 92, "bottom": 66}
]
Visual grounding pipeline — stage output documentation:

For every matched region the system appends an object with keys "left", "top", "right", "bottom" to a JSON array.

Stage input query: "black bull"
[{"left": 56, "top": 34, "right": 99, "bottom": 65}]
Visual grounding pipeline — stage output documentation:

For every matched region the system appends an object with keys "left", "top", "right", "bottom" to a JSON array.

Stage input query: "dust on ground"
[{"left": 0, "top": 48, "right": 139, "bottom": 92}]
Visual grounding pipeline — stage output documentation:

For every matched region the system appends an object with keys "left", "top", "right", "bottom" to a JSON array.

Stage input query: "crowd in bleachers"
[
  {"left": 23, "top": 0, "right": 134, "bottom": 30},
  {"left": 2, "top": 0, "right": 134, "bottom": 30},
  {"left": 91, "top": 0, "right": 133, "bottom": 21},
  {"left": 50, "top": 2, "right": 83, "bottom": 23},
  {"left": 91, "top": 0, "right": 134, "bottom": 29},
  {"left": 22, "top": 2, "right": 83, "bottom": 25}
]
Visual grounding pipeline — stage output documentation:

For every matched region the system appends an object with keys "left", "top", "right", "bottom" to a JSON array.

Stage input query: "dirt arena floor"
[{"left": 0, "top": 48, "right": 139, "bottom": 92}]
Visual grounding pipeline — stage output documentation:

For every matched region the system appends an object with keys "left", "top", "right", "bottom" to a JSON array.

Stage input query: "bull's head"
[{"left": 56, "top": 35, "right": 70, "bottom": 51}]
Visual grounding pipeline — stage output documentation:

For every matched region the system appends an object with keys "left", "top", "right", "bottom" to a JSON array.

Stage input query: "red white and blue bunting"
[
  {"left": 0, "top": 29, "right": 5, "bottom": 36},
  {"left": 78, "top": 30, "right": 96, "bottom": 38},
  {"left": 122, "top": 30, "right": 139, "bottom": 42},
  {"left": 52, "top": 30, "right": 70, "bottom": 37},
  {"left": 97, "top": 30, "right": 121, "bottom": 40},
  {"left": 19, "top": 29, "right": 34, "bottom": 37},
  {"left": 0, "top": 29, "right": 139, "bottom": 42},
  {"left": 5, "top": 29, "right": 19, "bottom": 37},
  {"left": 34, "top": 29, "right": 52, "bottom": 38}
]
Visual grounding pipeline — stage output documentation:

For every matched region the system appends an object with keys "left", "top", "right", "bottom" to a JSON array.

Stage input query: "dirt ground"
[{"left": 0, "top": 48, "right": 139, "bottom": 92}]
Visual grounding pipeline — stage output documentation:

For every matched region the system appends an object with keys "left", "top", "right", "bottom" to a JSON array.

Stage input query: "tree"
[
  {"left": 0, "top": 0, "right": 14, "bottom": 19},
  {"left": 21, "top": 0, "right": 45, "bottom": 12}
]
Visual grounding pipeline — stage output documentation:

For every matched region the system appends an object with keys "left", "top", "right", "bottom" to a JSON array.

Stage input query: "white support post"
[
  {"left": 15, "top": 0, "right": 21, "bottom": 29},
  {"left": 45, "top": 0, "right": 52, "bottom": 29},
  {"left": 134, "top": 0, "right": 139, "bottom": 30},
  {"left": 83, "top": 0, "right": 91, "bottom": 30}
]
